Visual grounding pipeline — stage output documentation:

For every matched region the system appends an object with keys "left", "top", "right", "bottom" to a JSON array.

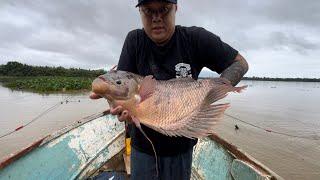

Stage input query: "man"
[{"left": 91, "top": 0, "right": 248, "bottom": 179}]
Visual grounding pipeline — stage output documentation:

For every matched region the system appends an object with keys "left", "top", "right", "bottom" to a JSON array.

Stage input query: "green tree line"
[{"left": 0, "top": 61, "right": 106, "bottom": 77}]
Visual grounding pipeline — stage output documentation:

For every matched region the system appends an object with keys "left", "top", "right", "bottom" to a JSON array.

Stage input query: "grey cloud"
[
  {"left": 0, "top": 0, "right": 319, "bottom": 77},
  {"left": 8, "top": 0, "right": 140, "bottom": 39},
  {"left": 177, "top": 0, "right": 320, "bottom": 53},
  {"left": 1, "top": 0, "right": 143, "bottom": 67},
  {"left": 251, "top": 0, "right": 320, "bottom": 27},
  {"left": 178, "top": 0, "right": 320, "bottom": 27},
  {"left": 269, "top": 31, "right": 318, "bottom": 53}
]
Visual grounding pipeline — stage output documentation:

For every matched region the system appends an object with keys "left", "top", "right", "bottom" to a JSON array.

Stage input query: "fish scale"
[
  {"left": 92, "top": 70, "right": 245, "bottom": 139},
  {"left": 138, "top": 79, "right": 212, "bottom": 126}
]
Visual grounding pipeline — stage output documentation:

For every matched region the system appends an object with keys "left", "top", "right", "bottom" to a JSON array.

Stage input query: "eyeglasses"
[{"left": 140, "top": 5, "right": 173, "bottom": 18}]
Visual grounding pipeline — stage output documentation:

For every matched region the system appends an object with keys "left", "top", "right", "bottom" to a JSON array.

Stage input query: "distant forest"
[
  {"left": 1, "top": 61, "right": 319, "bottom": 82},
  {"left": 0, "top": 61, "right": 106, "bottom": 77}
]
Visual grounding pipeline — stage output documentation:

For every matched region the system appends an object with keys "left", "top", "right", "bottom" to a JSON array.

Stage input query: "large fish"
[{"left": 92, "top": 70, "right": 246, "bottom": 139}]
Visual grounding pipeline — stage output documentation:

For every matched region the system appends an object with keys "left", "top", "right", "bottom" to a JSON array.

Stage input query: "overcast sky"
[{"left": 0, "top": 0, "right": 319, "bottom": 78}]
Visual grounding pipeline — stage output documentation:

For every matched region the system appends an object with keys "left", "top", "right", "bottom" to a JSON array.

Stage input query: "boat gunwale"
[
  {"left": 73, "top": 129, "right": 125, "bottom": 179},
  {"left": 208, "top": 132, "right": 283, "bottom": 180},
  {"left": 0, "top": 110, "right": 110, "bottom": 170}
]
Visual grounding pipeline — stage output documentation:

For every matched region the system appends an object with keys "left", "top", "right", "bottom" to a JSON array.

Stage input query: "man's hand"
[
  {"left": 220, "top": 53, "right": 249, "bottom": 86},
  {"left": 90, "top": 93, "right": 132, "bottom": 123},
  {"left": 110, "top": 106, "right": 132, "bottom": 122}
]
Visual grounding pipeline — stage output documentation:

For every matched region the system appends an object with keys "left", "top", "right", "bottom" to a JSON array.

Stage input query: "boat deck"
[{"left": 89, "top": 149, "right": 130, "bottom": 180}]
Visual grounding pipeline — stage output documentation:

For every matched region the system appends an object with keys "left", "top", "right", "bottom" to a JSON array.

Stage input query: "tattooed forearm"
[{"left": 220, "top": 54, "right": 249, "bottom": 86}]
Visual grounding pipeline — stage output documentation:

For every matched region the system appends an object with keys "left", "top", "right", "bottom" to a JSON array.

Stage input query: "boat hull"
[
  {"left": 0, "top": 113, "right": 125, "bottom": 180},
  {"left": 191, "top": 136, "right": 282, "bottom": 180}
]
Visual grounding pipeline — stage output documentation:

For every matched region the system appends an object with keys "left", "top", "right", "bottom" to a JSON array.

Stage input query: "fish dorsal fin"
[
  {"left": 201, "top": 86, "right": 229, "bottom": 107},
  {"left": 174, "top": 86, "right": 232, "bottom": 138},
  {"left": 181, "top": 85, "right": 248, "bottom": 138},
  {"left": 144, "top": 85, "right": 244, "bottom": 139},
  {"left": 139, "top": 75, "right": 156, "bottom": 103}
]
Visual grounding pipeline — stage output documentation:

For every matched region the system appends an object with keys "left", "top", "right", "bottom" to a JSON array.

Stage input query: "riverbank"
[
  {"left": 0, "top": 76, "right": 94, "bottom": 93},
  {"left": 0, "top": 61, "right": 106, "bottom": 93}
]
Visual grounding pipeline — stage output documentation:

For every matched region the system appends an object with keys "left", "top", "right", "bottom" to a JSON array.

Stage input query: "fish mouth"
[
  {"left": 92, "top": 77, "right": 129, "bottom": 101},
  {"left": 92, "top": 78, "right": 110, "bottom": 96}
]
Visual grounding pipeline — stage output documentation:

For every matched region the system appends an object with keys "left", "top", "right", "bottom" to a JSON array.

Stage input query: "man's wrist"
[{"left": 220, "top": 54, "right": 248, "bottom": 86}]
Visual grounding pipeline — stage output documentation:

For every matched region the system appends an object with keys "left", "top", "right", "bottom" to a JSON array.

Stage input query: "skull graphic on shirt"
[{"left": 175, "top": 63, "right": 192, "bottom": 78}]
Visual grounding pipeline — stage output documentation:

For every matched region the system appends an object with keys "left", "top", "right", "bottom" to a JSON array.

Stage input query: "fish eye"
[{"left": 116, "top": 80, "right": 122, "bottom": 85}]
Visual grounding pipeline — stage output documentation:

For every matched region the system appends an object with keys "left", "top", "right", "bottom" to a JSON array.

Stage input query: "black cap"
[{"left": 136, "top": 0, "right": 177, "bottom": 7}]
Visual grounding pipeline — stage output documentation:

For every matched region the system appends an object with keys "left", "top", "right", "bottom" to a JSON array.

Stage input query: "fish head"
[{"left": 92, "top": 70, "right": 141, "bottom": 102}]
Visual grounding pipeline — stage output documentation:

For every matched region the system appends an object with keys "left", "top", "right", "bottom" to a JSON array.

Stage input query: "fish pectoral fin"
[{"left": 138, "top": 75, "right": 156, "bottom": 103}]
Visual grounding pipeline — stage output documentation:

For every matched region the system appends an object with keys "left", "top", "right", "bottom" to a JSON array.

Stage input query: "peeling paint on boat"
[
  {"left": 66, "top": 116, "right": 123, "bottom": 166},
  {"left": 0, "top": 113, "right": 125, "bottom": 180},
  {"left": 192, "top": 138, "right": 234, "bottom": 180},
  {"left": 76, "top": 131, "right": 125, "bottom": 179},
  {"left": 191, "top": 135, "right": 283, "bottom": 180}
]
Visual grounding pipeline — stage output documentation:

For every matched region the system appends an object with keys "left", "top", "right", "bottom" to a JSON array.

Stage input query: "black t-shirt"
[{"left": 117, "top": 25, "right": 238, "bottom": 156}]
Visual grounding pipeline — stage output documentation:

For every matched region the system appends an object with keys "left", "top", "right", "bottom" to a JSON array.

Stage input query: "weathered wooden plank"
[
  {"left": 0, "top": 113, "right": 125, "bottom": 180},
  {"left": 192, "top": 138, "right": 234, "bottom": 180},
  {"left": 192, "top": 134, "right": 283, "bottom": 180},
  {"left": 123, "top": 153, "right": 131, "bottom": 175},
  {"left": 231, "top": 159, "right": 272, "bottom": 180}
]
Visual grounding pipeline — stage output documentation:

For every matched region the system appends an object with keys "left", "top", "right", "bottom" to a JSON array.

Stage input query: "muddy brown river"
[{"left": 0, "top": 80, "right": 319, "bottom": 179}]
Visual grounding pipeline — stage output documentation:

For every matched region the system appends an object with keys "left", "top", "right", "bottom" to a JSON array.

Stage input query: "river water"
[{"left": 0, "top": 81, "right": 319, "bottom": 179}]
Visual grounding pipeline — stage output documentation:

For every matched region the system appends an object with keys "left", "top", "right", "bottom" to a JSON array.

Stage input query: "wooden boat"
[{"left": 0, "top": 111, "right": 283, "bottom": 180}]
